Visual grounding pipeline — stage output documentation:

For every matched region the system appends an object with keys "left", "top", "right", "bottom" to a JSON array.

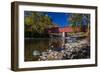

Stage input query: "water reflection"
[{"left": 24, "top": 38, "right": 63, "bottom": 61}]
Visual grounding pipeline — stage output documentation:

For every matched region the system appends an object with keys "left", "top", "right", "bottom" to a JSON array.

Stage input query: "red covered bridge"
[
  {"left": 46, "top": 26, "right": 81, "bottom": 37},
  {"left": 47, "top": 27, "right": 81, "bottom": 33}
]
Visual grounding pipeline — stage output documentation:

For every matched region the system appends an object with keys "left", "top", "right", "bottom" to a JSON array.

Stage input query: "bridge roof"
[{"left": 47, "top": 27, "right": 81, "bottom": 33}]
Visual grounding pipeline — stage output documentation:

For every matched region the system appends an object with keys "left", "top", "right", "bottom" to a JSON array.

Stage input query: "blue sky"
[{"left": 46, "top": 12, "right": 70, "bottom": 27}]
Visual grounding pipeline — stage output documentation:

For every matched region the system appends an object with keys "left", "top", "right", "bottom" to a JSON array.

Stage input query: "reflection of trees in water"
[
  {"left": 24, "top": 38, "right": 49, "bottom": 61},
  {"left": 24, "top": 38, "right": 63, "bottom": 61}
]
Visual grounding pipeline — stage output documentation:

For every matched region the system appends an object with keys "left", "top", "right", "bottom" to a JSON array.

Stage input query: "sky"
[{"left": 46, "top": 12, "right": 70, "bottom": 27}]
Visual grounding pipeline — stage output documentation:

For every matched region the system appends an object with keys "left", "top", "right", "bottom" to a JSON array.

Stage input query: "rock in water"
[{"left": 33, "top": 50, "right": 40, "bottom": 56}]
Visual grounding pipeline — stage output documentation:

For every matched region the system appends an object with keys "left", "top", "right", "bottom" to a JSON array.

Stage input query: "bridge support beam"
[{"left": 62, "top": 32, "right": 65, "bottom": 45}]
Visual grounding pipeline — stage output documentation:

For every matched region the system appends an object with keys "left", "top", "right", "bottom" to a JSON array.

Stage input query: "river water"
[
  {"left": 24, "top": 38, "right": 63, "bottom": 61},
  {"left": 24, "top": 37, "right": 90, "bottom": 61}
]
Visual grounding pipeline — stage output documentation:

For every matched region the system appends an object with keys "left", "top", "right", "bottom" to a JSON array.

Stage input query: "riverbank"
[{"left": 38, "top": 39, "right": 90, "bottom": 61}]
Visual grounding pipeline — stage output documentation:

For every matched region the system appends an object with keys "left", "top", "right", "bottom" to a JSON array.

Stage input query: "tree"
[
  {"left": 24, "top": 12, "right": 53, "bottom": 37},
  {"left": 68, "top": 13, "right": 90, "bottom": 32}
]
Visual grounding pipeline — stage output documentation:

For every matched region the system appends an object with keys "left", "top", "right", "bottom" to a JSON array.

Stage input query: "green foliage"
[
  {"left": 68, "top": 13, "right": 90, "bottom": 32},
  {"left": 25, "top": 12, "right": 53, "bottom": 35},
  {"left": 25, "top": 16, "right": 33, "bottom": 25},
  {"left": 69, "top": 14, "right": 82, "bottom": 26}
]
